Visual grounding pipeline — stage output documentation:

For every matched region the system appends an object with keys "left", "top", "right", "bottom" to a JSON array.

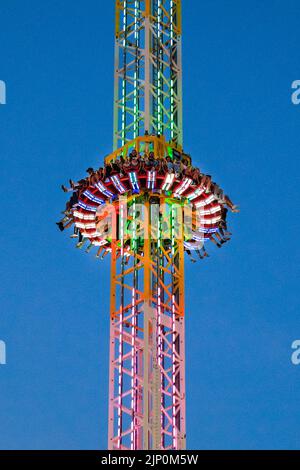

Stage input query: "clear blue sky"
[{"left": 0, "top": 0, "right": 299, "bottom": 450}]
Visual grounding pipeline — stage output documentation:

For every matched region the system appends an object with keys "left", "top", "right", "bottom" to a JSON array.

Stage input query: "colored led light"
[
  {"left": 173, "top": 177, "right": 193, "bottom": 197},
  {"left": 78, "top": 201, "right": 98, "bottom": 212},
  {"left": 83, "top": 190, "right": 105, "bottom": 205},
  {"left": 95, "top": 182, "right": 114, "bottom": 198},
  {"left": 73, "top": 210, "right": 95, "bottom": 220},
  {"left": 111, "top": 175, "right": 126, "bottom": 194},
  {"left": 129, "top": 172, "right": 140, "bottom": 193},
  {"left": 186, "top": 186, "right": 205, "bottom": 200},
  {"left": 195, "top": 194, "right": 214, "bottom": 207},
  {"left": 162, "top": 173, "right": 175, "bottom": 191},
  {"left": 147, "top": 171, "right": 156, "bottom": 190}
]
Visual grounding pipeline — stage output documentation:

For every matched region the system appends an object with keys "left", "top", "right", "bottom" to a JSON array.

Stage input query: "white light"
[
  {"left": 162, "top": 173, "right": 175, "bottom": 191},
  {"left": 73, "top": 211, "right": 95, "bottom": 220},
  {"left": 93, "top": 240, "right": 108, "bottom": 247}
]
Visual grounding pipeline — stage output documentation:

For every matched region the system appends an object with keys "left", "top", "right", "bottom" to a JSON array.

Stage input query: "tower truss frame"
[{"left": 113, "top": 0, "right": 183, "bottom": 150}]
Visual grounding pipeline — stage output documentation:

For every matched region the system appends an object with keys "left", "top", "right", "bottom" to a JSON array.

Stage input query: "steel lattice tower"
[
  {"left": 58, "top": 0, "right": 237, "bottom": 452},
  {"left": 109, "top": 1, "right": 186, "bottom": 450}
]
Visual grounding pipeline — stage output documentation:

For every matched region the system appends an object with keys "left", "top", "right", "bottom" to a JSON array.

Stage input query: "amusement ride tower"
[{"left": 58, "top": 0, "right": 237, "bottom": 451}]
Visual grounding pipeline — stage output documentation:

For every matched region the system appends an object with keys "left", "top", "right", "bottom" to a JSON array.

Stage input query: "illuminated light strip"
[
  {"left": 130, "top": 199, "right": 136, "bottom": 450},
  {"left": 186, "top": 186, "right": 205, "bottom": 201},
  {"left": 194, "top": 194, "right": 215, "bottom": 208},
  {"left": 147, "top": 170, "right": 157, "bottom": 190},
  {"left": 157, "top": 216, "right": 164, "bottom": 449},
  {"left": 173, "top": 178, "right": 193, "bottom": 197},
  {"left": 162, "top": 173, "right": 175, "bottom": 191},
  {"left": 197, "top": 227, "right": 218, "bottom": 234},
  {"left": 133, "top": 0, "right": 138, "bottom": 139},
  {"left": 130, "top": 286, "right": 136, "bottom": 450},
  {"left": 92, "top": 239, "right": 108, "bottom": 247},
  {"left": 81, "top": 232, "right": 100, "bottom": 239},
  {"left": 73, "top": 211, "right": 95, "bottom": 220},
  {"left": 129, "top": 172, "right": 140, "bottom": 193},
  {"left": 121, "top": 0, "right": 127, "bottom": 147},
  {"left": 75, "top": 222, "right": 96, "bottom": 230},
  {"left": 157, "top": 0, "right": 162, "bottom": 135},
  {"left": 193, "top": 232, "right": 210, "bottom": 242},
  {"left": 171, "top": 293, "right": 177, "bottom": 450},
  {"left": 111, "top": 175, "right": 126, "bottom": 194},
  {"left": 157, "top": 286, "right": 162, "bottom": 370},
  {"left": 95, "top": 181, "right": 114, "bottom": 198},
  {"left": 83, "top": 190, "right": 105, "bottom": 205},
  {"left": 120, "top": 201, "right": 125, "bottom": 257},
  {"left": 170, "top": 0, "right": 175, "bottom": 139},
  {"left": 78, "top": 201, "right": 98, "bottom": 212}
]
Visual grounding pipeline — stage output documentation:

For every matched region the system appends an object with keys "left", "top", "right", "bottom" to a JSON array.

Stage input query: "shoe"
[
  {"left": 70, "top": 234, "right": 78, "bottom": 239},
  {"left": 56, "top": 222, "right": 64, "bottom": 232},
  {"left": 76, "top": 241, "right": 85, "bottom": 249}
]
